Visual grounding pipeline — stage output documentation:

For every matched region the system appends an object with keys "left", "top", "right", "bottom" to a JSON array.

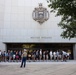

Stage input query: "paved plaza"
[{"left": 0, "top": 61, "right": 76, "bottom": 75}]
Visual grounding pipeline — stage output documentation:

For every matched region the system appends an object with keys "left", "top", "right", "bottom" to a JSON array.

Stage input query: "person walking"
[{"left": 20, "top": 49, "right": 27, "bottom": 68}]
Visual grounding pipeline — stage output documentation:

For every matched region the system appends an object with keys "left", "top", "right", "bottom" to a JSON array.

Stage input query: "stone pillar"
[
  {"left": 0, "top": 42, "right": 6, "bottom": 51},
  {"left": 73, "top": 44, "right": 76, "bottom": 60}
]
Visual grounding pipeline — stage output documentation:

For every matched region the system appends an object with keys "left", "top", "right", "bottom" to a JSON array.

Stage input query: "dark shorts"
[{"left": 22, "top": 57, "right": 26, "bottom": 62}]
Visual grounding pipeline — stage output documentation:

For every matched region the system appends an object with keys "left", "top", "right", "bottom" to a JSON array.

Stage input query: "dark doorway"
[{"left": 6, "top": 43, "right": 73, "bottom": 59}]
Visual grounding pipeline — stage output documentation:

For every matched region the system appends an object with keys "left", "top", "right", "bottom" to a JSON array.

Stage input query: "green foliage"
[{"left": 48, "top": 0, "right": 76, "bottom": 39}]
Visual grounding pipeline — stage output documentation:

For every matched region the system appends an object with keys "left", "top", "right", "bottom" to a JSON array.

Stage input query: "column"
[
  {"left": 73, "top": 44, "right": 76, "bottom": 60},
  {"left": 0, "top": 42, "right": 6, "bottom": 51}
]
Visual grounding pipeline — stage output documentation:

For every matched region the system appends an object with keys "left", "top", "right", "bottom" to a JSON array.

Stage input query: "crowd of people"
[
  {"left": 0, "top": 49, "right": 70, "bottom": 62},
  {"left": 27, "top": 49, "right": 70, "bottom": 62},
  {"left": 0, "top": 50, "right": 22, "bottom": 62}
]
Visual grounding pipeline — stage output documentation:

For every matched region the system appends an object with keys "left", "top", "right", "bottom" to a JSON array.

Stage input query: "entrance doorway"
[{"left": 6, "top": 43, "right": 73, "bottom": 59}]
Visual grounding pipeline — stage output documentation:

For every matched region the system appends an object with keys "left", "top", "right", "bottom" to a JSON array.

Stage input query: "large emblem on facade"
[{"left": 32, "top": 3, "right": 49, "bottom": 24}]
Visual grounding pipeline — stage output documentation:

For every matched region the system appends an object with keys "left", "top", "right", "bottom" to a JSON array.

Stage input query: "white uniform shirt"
[
  {"left": 0, "top": 52, "right": 1, "bottom": 55},
  {"left": 40, "top": 50, "right": 42, "bottom": 55},
  {"left": 50, "top": 51, "right": 52, "bottom": 56}
]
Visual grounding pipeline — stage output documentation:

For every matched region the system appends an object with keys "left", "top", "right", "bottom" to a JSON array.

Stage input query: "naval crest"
[{"left": 32, "top": 3, "right": 49, "bottom": 24}]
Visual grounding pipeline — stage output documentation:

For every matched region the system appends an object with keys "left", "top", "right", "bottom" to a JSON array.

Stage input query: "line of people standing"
[
  {"left": 27, "top": 49, "right": 70, "bottom": 62},
  {"left": 0, "top": 49, "right": 70, "bottom": 62},
  {"left": 0, "top": 50, "right": 22, "bottom": 62}
]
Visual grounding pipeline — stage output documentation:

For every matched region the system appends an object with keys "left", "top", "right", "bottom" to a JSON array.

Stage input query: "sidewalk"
[
  {"left": 0, "top": 60, "right": 76, "bottom": 75},
  {"left": 0, "top": 60, "right": 76, "bottom": 65}
]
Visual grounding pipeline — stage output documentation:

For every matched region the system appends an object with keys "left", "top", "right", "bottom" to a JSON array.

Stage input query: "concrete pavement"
[{"left": 0, "top": 60, "right": 76, "bottom": 75}]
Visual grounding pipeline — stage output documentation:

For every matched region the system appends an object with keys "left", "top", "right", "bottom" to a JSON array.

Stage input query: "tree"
[{"left": 47, "top": 0, "right": 76, "bottom": 39}]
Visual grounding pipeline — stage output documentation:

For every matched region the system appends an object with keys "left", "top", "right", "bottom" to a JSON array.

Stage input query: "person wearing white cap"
[{"left": 20, "top": 49, "right": 27, "bottom": 68}]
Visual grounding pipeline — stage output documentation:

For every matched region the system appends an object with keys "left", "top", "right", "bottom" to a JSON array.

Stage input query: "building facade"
[{"left": 0, "top": 0, "right": 76, "bottom": 59}]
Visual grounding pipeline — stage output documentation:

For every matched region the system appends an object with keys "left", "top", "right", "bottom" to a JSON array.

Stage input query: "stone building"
[{"left": 0, "top": 0, "right": 76, "bottom": 59}]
